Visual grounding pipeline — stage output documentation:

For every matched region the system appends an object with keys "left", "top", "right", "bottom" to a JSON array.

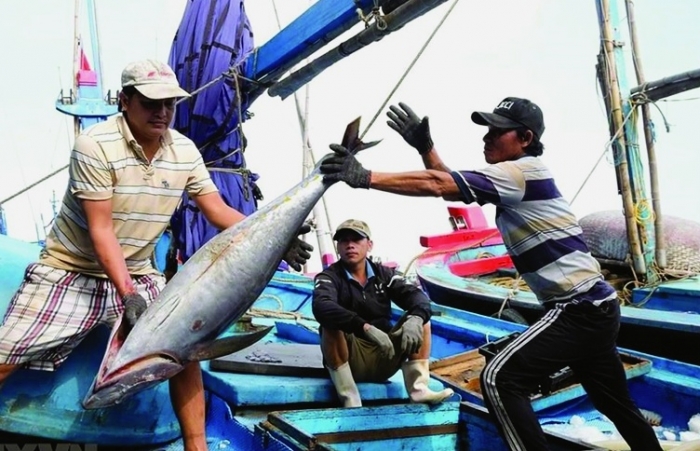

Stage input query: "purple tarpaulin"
[{"left": 167, "top": 0, "right": 261, "bottom": 262}]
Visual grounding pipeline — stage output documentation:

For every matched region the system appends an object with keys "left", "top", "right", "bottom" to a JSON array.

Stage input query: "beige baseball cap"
[
  {"left": 121, "top": 59, "right": 190, "bottom": 100},
  {"left": 333, "top": 219, "right": 371, "bottom": 240}
]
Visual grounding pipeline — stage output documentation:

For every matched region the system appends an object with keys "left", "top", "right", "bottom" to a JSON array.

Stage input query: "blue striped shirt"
[{"left": 451, "top": 156, "right": 615, "bottom": 303}]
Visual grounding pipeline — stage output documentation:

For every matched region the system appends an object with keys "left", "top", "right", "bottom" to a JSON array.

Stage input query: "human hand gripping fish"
[
  {"left": 82, "top": 117, "right": 381, "bottom": 409},
  {"left": 318, "top": 117, "right": 381, "bottom": 189}
]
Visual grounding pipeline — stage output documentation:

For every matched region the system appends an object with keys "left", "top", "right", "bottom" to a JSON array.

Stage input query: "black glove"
[
  {"left": 123, "top": 293, "right": 148, "bottom": 330},
  {"left": 283, "top": 223, "right": 314, "bottom": 272},
  {"left": 319, "top": 144, "right": 371, "bottom": 189},
  {"left": 386, "top": 102, "right": 434, "bottom": 155}
]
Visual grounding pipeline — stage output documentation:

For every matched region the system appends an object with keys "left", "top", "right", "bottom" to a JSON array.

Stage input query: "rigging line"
[
  {"left": 0, "top": 165, "right": 69, "bottom": 206},
  {"left": 359, "top": 0, "right": 461, "bottom": 141},
  {"left": 93, "top": 0, "right": 105, "bottom": 91},
  {"left": 570, "top": 105, "right": 636, "bottom": 206},
  {"left": 175, "top": 74, "right": 225, "bottom": 106},
  {"left": 273, "top": 0, "right": 338, "bottom": 257}
]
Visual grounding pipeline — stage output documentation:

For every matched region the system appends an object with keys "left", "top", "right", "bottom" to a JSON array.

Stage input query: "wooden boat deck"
[{"left": 430, "top": 345, "right": 652, "bottom": 412}]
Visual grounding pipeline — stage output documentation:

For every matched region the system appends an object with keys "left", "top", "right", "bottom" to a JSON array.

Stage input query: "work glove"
[
  {"left": 364, "top": 325, "right": 396, "bottom": 360},
  {"left": 319, "top": 144, "right": 371, "bottom": 189},
  {"left": 283, "top": 223, "right": 314, "bottom": 272},
  {"left": 123, "top": 293, "right": 148, "bottom": 330},
  {"left": 386, "top": 102, "right": 434, "bottom": 155},
  {"left": 394, "top": 315, "right": 424, "bottom": 356}
]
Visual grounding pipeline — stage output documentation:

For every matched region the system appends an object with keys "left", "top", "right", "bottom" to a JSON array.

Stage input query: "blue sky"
[{"left": 0, "top": 0, "right": 698, "bottom": 271}]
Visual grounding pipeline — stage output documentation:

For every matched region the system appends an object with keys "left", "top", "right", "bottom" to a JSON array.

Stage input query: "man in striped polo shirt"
[
  {"left": 319, "top": 99, "right": 662, "bottom": 450},
  {"left": 0, "top": 59, "right": 312, "bottom": 451}
]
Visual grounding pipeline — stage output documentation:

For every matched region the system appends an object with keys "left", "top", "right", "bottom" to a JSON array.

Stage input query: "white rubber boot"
[
  {"left": 401, "top": 359, "right": 454, "bottom": 404},
  {"left": 327, "top": 362, "right": 362, "bottom": 407}
]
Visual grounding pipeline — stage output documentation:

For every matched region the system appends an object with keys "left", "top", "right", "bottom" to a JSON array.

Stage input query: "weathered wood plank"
[
  {"left": 210, "top": 342, "right": 326, "bottom": 377},
  {"left": 431, "top": 348, "right": 651, "bottom": 412}
]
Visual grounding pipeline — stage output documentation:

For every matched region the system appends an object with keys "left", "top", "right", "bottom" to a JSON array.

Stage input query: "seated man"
[{"left": 312, "top": 219, "right": 453, "bottom": 407}]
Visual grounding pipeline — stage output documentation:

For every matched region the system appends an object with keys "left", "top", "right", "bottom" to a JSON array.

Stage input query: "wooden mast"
[
  {"left": 625, "top": 0, "right": 666, "bottom": 269},
  {"left": 595, "top": 0, "right": 647, "bottom": 277}
]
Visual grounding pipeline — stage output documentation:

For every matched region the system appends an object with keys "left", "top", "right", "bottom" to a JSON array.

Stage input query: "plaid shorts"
[{"left": 0, "top": 263, "right": 164, "bottom": 371}]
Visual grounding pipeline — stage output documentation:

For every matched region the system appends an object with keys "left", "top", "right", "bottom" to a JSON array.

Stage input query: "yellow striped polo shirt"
[{"left": 39, "top": 115, "right": 217, "bottom": 277}]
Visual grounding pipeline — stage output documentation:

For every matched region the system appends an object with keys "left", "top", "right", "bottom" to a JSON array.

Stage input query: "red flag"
[{"left": 80, "top": 48, "right": 92, "bottom": 71}]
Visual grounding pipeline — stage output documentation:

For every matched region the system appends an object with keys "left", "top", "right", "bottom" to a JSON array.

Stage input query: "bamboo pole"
[
  {"left": 631, "top": 69, "right": 700, "bottom": 101},
  {"left": 626, "top": 0, "right": 666, "bottom": 268},
  {"left": 599, "top": 0, "right": 646, "bottom": 275}
]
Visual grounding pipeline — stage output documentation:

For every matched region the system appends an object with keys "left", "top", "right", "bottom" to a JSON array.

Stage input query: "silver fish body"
[{"left": 82, "top": 166, "right": 330, "bottom": 409}]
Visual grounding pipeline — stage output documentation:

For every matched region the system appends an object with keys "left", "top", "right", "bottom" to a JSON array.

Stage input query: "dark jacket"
[{"left": 312, "top": 259, "right": 431, "bottom": 336}]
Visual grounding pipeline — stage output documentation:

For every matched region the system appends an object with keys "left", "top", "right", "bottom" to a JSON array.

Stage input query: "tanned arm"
[
  {"left": 420, "top": 148, "right": 451, "bottom": 173},
  {"left": 368, "top": 169, "right": 461, "bottom": 201},
  {"left": 82, "top": 199, "right": 136, "bottom": 297}
]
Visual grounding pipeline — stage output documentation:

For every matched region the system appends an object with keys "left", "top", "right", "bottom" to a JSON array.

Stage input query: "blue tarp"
[{"left": 168, "top": 0, "right": 260, "bottom": 262}]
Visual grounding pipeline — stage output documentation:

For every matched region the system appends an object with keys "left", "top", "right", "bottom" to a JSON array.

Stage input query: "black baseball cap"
[{"left": 471, "top": 97, "right": 545, "bottom": 139}]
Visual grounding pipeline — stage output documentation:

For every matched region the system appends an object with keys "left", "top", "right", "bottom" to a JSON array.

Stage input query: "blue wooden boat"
[
  {"left": 414, "top": 204, "right": 700, "bottom": 366},
  {"left": 4, "top": 236, "right": 700, "bottom": 449},
  {"left": 3, "top": 0, "right": 700, "bottom": 449},
  {"left": 257, "top": 402, "right": 604, "bottom": 451}
]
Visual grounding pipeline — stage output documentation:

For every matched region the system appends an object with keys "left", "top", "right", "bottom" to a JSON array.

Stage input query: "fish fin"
[
  {"left": 190, "top": 324, "right": 273, "bottom": 361},
  {"left": 341, "top": 117, "right": 361, "bottom": 150},
  {"left": 353, "top": 139, "right": 382, "bottom": 153},
  {"left": 340, "top": 117, "right": 381, "bottom": 154}
]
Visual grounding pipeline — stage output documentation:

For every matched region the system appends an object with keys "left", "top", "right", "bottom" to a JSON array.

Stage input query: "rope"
[
  {"left": 359, "top": 0, "right": 462, "bottom": 141},
  {"left": 356, "top": 1, "right": 386, "bottom": 30},
  {"left": 248, "top": 307, "right": 315, "bottom": 322},
  {"left": 570, "top": 105, "right": 637, "bottom": 206},
  {"left": 271, "top": 273, "right": 314, "bottom": 284},
  {"left": 247, "top": 292, "right": 316, "bottom": 323}
]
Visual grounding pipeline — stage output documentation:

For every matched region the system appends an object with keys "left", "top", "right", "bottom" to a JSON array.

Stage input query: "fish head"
[
  {"left": 82, "top": 311, "right": 274, "bottom": 409},
  {"left": 82, "top": 315, "right": 184, "bottom": 409}
]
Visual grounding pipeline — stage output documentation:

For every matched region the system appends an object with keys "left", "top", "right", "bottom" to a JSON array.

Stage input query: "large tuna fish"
[
  {"left": 82, "top": 118, "right": 379, "bottom": 409},
  {"left": 580, "top": 210, "right": 700, "bottom": 273}
]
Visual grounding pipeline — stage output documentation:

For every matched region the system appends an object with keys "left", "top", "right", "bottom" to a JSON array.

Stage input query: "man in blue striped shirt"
[{"left": 320, "top": 98, "right": 662, "bottom": 451}]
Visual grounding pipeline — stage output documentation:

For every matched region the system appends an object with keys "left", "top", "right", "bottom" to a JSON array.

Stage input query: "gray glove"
[
  {"left": 319, "top": 145, "right": 371, "bottom": 189},
  {"left": 396, "top": 315, "right": 424, "bottom": 355},
  {"left": 283, "top": 223, "right": 314, "bottom": 271},
  {"left": 364, "top": 325, "right": 395, "bottom": 360},
  {"left": 123, "top": 293, "right": 148, "bottom": 330},
  {"left": 386, "top": 102, "right": 434, "bottom": 155}
]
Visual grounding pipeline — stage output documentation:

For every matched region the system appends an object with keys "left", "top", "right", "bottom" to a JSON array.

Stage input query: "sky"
[{"left": 0, "top": 0, "right": 698, "bottom": 273}]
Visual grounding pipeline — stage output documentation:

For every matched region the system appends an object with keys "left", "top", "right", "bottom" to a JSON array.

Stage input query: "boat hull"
[
  {"left": 418, "top": 270, "right": 700, "bottom": 365},
  {"left": 415, "top": 206, "right": 700, "bottom": 365},
  {"left": 4, "top": 268, "right": 700, "bottom": 449},
  {"left": 0, "top": 234, "right": 180, "bottom": 446}
]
